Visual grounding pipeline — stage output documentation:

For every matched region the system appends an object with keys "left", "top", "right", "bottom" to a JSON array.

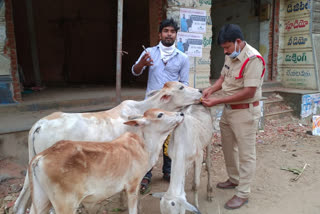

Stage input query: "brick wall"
[
  {"left": 149, "top": 0, "right": 167, "bottom": 46},
  {"left": 4, "top": 0, "right": 21, "bottom": 101}
]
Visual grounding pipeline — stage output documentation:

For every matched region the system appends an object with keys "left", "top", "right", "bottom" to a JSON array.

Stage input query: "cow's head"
[
  {"left": 124, "top": 108, "right": 184, "bottom": 134},
  {"left": 152, "top": 193, "right": 201, "bottom": 214},
  {"left": 124, "top": 109, "right": 184, "bottom": 166},
  {"left": 151, "top": 82, "right": 202, "bottom": 111}
]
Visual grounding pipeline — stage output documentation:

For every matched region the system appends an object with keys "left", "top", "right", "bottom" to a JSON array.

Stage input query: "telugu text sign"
[
  {"left": 280, "top": 34, "right": 312, "bottom": 49},
  {"left": 280, "top": 0, "right": 311, "bottom": 18},
  {"left": 278, "top": 51, "right": 313, "bottom": 65},
  {"left": 280, "top": 67, "right": 317, "bottom": 89},
  {"left": 280, "top": 16, "right": 310, "bottom": 34}
]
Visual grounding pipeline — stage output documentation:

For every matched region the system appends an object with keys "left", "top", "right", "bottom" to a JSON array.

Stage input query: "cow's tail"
[
  {"left": 14, "top": 124, "right": 42, "bottom": 214},
  {"left": 28, "top": 125, "right": 42, "bottom": 162}
]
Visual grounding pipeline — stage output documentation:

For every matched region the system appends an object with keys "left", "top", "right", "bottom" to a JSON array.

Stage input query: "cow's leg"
[
  {"left": 14, "top": 173, "right": 31, "bottom": 214},
  {"left": 119, "top": 190, "right": 126, "bottom": 210},
  {"left": 29, "top": 180, "right": 51, "bottom": 214},
  {"left": 193, "top": 156, "right": 202, "bottom": 208},
  {"left": 53, "top": 201, "right": 77, "bottom": 214},
  {"left": 127, "top": 185, "right": 139, "bottom": 214},
  {"left": 50, "top": 193, "right": 80, "bottom": 214},
  {"left": 206, "top": 144, "right": 213, "bottom": 201}
]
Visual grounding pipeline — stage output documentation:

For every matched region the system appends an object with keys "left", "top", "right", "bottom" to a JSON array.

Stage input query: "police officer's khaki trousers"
[{"left": 219, "top": 104, "right": 261, "bottom": 198}]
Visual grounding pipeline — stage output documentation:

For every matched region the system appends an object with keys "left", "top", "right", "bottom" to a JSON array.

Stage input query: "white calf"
[
  {"left": 153, "top": 104, "right": 214, "bottom": 214},
  {"left": 14, "top": 82, "right": 202, "bottom": 214},
  {"left": 29, "top": 109, "right": 184, "bottom": 214}
]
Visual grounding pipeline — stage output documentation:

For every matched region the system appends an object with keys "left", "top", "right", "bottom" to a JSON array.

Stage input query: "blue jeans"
[{"left": 144, "top": 144, "right": 171, "bottom": 180}]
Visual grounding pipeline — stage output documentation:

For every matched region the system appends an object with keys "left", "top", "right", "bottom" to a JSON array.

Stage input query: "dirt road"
[{"left": 1, "top": 116, "right": 320, "bottom": 214}]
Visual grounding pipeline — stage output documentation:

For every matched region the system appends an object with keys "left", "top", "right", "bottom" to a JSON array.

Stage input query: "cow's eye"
[
  {"left": 179, "top": 86, "right": 184, "bottom": 90},
  {"left": 157, "top": 113, "right": 163, "bottom": 118},
  {"left": 171, "top": 201, "right": 175, "bottom": 206}
]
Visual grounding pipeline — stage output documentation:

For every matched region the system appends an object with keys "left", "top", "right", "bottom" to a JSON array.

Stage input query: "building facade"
[{"left": 0, "top": 0, "right": 320, "bottom": 105}]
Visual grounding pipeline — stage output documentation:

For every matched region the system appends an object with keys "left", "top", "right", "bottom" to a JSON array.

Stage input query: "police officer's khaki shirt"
[{"left": 220, "top": 43, "right": 264, "bottom": 104}]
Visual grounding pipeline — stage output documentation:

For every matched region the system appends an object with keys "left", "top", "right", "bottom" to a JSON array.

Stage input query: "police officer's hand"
[
  {"left": 139, "top": 52, "right": 153, "bottom": 67},
  {"left": 202, "top": 87, "right": 214, "bottom": 99},
  {"left": 201, "top": 97, "right": 220, "bottom": 107}
]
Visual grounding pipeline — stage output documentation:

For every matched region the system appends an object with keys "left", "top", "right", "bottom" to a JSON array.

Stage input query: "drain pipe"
[
  {"left": 116, "top": 0, "right": 123, "bottom": 104},
  {"left": 271, "top": 0, "right": 276, "bottom": 81}
]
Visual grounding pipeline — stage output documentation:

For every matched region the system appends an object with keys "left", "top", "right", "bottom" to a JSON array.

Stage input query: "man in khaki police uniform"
[{"left": 202, "top": 24, "right": 264, "bottom": 209}]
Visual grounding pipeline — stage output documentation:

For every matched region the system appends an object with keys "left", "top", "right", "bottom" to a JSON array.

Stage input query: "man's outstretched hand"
[
  {"left": 139, "top": 52, "right": 153, "bottom": 67},
  {"left": 201, "top": 97, "right": 220, "bottom": 107}
]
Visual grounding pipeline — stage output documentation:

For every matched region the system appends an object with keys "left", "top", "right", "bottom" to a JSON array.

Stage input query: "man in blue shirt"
[
  {"left": 177, "top": 38, "right": 184, "bottom": 52},
  {"left": 132, "top": 18, "right": 189, "bottom": 194},
  {"left": 181, "top": 14, "right": 188, "bottom": 32}
]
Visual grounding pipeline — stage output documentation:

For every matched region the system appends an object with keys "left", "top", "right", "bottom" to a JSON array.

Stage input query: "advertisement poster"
[
  {"left": 177, "top": 32, "right": 203, "bottom": 57},
  {"left": 301, "top": 94, "right": 320, "bottom": 118},
  {"left": 180, "top": 8, "right": 206, "bottom": 33}
]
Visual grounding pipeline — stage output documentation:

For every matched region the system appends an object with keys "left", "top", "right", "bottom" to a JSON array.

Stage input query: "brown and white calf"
[
  {"left": 14, "top": 82, "right": 202, "bottom": 214},
  {"left": 153, "top": 104, "right": 215, "bottom": 214},
  {"left": 28, "top": 109, "right": 184, "bottom": 214}
]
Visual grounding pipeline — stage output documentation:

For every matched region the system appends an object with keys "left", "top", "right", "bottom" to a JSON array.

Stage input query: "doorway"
[
  {"left": 12, "top": 0, "right": 150, "bottom": 88},
  {"left": 211, "top": 0, "right": 260, "bottom": 79}
]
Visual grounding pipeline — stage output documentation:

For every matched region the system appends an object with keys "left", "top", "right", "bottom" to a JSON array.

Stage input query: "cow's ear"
[
  {"left": 124, "top": 120, "right": 139, "bottom": 126},
  {"left": 124, "top": 118, "right": 147, "bottom": 127},
  {"left": 127, "top": 115, "right": 143, "bottom": 120},
  {"left": 146, "top": 90, "right": 160, "bottom": 98},
  {"left": 151, "top": 192, "right": 165, "bottom": 199},
  {"left": 160, "top": 94, "right": 172, "bottom": 103}
]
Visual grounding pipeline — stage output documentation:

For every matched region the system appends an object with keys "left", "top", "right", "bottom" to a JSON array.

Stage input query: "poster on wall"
[
  {"left": 177, "top": 32, "right": 203, "bottom": 57},
  {"left": 180, "top": 8, "right": 206, "bottom": 33},
  {"left": 301, "top": 94, "right": 320, "bottom": 118}
]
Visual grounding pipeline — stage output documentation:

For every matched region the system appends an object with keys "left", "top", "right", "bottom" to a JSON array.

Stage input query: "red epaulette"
[{"left": 235, "top": 55, "right": 266, "bottom": 79}]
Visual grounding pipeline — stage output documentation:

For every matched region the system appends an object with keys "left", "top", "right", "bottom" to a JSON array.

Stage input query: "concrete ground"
[
  {"left": 1, "top": 83, "right": 320, "bottom": 213},
  {"left": 1, "top": 115, "right": 320, "bottom": 214}
]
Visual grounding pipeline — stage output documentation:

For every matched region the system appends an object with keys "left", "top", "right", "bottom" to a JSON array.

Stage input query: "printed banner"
[
  {"left": 177, "top": 32, "right": 203, "bottom": 57},
  {"left": 312, "top": 115, "right": 320, "bottom": 136},
  {"left": 301, "top": 94, "right": 320, "bottom": 118},
  {"left": 180, "top": 8, "right": 206, "bottom": 33}
]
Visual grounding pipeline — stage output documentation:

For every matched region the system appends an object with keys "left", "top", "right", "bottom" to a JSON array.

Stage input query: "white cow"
[
  {"left": 14, "top": 82, "right": 202, "bottom": 214},
  {"left": 153, "top": 104, "right": 214, "bottom": 214},
  {"left": 28, "top": 109, "right": 184, "bottom": 214}
]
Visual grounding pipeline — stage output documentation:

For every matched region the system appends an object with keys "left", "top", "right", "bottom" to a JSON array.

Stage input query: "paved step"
[
  {"left": 0, "top": 87, "right": 146, "bottom": 134},
  {"left": 263, "top": 93, "right": 294, "bottom": 120},
  {"left": 264, "top": 109, "right": 294, "bottom": 119}
]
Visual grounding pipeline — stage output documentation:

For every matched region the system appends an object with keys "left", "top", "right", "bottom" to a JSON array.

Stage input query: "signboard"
[
  {"left": 281, "top": 0, "right": 311, "bottom": 18},
  {"left": 180, "top": 8, "right": 206, "bottom": 33},
  {"left": 281, "top": 34, "right": 312, "bottom": 49},
  {"left": 177, "top": 32, "right": 203, "bottom": 57},
  {"left": 278, "top": 51, "right": 313, "bottom": 65},
  {"left": 281, "top": 67, "right": 317, "bottom": 89},
  {"left": 194, "top": 71, "right": 210, "bottom": 88},
  {"left": 278, "top": 0, "right": 315, "bottom": 90},
  {"left": 301, "top": 93, "right": 320, "bottom": 118},
  {"left": 280, "top": 16, "right": 310, "bottom": 34}
]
